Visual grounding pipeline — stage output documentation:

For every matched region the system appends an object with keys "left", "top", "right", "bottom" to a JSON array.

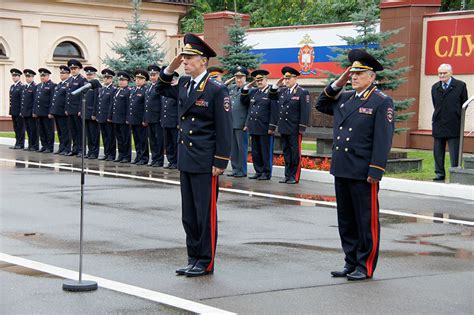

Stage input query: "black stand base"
[{"left": 62, "top": 279, "right": 98, "bottom": 292}]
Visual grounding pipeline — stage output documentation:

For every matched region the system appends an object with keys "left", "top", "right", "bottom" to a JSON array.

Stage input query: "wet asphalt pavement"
[{"left": 1, "top": 144, "right": 473, "bottom": 314}]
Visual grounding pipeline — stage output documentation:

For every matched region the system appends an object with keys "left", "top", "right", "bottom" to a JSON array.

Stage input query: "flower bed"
[{"left": 247, "top": 153, "right": 331, "bottom": 171}]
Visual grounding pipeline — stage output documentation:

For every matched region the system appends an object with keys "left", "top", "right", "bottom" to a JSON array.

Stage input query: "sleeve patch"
[
  {"left": 223, "top": 96, "right": 231, "bottom": 112},
  {"left": 387, "top": 107, "right": 394, "bottom": 123}
]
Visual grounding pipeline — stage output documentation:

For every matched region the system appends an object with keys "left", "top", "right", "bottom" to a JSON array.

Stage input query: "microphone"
[{"left": 71, "top": 79, "right": 101, "bottom": 96}]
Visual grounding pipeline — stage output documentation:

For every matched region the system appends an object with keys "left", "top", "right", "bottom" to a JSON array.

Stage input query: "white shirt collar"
[
  {"left": 355, "top": 86, "right": 370, "bottom": 98},
  {"left": 191, "top": 70, "right": 207, "bottom": 85},
  {"left": 289, "top": 84, "right": 298, "bottom": 94}
]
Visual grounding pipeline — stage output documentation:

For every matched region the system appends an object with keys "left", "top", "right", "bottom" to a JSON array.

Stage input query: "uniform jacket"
[
  {"left": 228, "top": 84, "right": 248, "bottom": 129},
  {"left": 144, "top": 82, "right": 161, "bottom": 124},
  {"left": 20, "top": 82, "right": 37, "bottom": 118},
  {"left": 316, "top": 83, "right": 394, "bottom": 180},
  {"left": 127, "top": 85, "right": 146, "bottom": 125},
  {"left": 96, "top": 84, "right": 116, "bottom": 123},
  {"left": 9, "top": 82, "right": 23, "bottom": 116},
  {"left": 34, "top": 80, "right": 56, "bottom": 117},
  {"left": 157, "top": 69, "right": 232, "bottom": 173},
  {"left": 50, "top": 79, "right": 70, "bottom": 116},
  {"left": 160, "top": 96, "right": 178, "bottom": 128},
  {"left": 240, "top": 85, "right": 279, "bottom": 135},
  {"left": 110, "top": 87, "right": 130, "bottom": 124},
  {"left": 270, "top": 84, "right": 310, "bottom": 135},
  {"left": 85, "top": 82, "right": 101, "bottom": 120},
  {"left": 66, "top": 74, "right": 88, "bottom": 114},
  {"left": 431, "top": 77, "right": 468, "bottom": 138}
]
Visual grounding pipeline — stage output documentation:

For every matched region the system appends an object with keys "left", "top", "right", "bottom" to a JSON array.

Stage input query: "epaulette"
[
  {"left": 374, "top": 89, "right": 388, "bottom": 99},
  {"left": 208, "top": 77, "right": 224, "bottom": 87}
]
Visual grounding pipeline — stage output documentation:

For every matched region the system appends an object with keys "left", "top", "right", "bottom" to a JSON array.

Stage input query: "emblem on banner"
[{"left": 298, "top": 34, "right": 317, "bottom": 75}]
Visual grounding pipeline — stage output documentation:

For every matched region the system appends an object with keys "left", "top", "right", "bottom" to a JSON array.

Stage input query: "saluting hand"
[
  {"left": 334, "top": 67, "right": 352, "bottom": 88},
  {"left": 244, "top": 81, "right": 255, "bottom": 89},
  {"left": 212, "top": 166, "right": 225, "bottom": 177},
  {"left": 224, "top": 76, "right": 235, "bottom": 86},
  {"left": 276, "top": 77, "right": 285, "bottom": 87},
  {"left": 168, "top": 54, "right": 183, "bottom": 73}
]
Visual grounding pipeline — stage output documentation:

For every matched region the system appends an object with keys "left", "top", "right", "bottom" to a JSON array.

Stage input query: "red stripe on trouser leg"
[
  {"left": 207, "top": 176, "right": 218, "bottom": 272},
  {"left": 295, "top": 134, "right": 303, "bottom": 182},
  {"left": 366, "top": 183, "right": 379, "bottom": 277}
]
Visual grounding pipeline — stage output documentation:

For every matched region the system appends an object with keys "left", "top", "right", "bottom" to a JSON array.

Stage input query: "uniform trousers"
[
  {"left": 85, "top": 119, "right": 100, "bottom": 157},
  {"left": 12, "top": 115, "right": 25, "bottom": 148},
  {"left": 114, "top": 123, "right": 131, "bottom": 161},
  {"left": 148, "top": 123, "right": 164, "bottom": 165},
  {"left": 54, "top": 116, "right": 71, "bottom": 153},
  {"left": 251, "top": 134, "right": 273, "bottom": 178},
  {"left": 231, "top": 129, "right": 248, "bottom": 176},
  {"left": 68, "top": 115, "right": 83, "bottom": 154},
  {"left": 37, "top": 116, "right": 55, "bottom": 151},
  {"left": 24, "top": 117, "right": 39, "bottom": 150},
  {"left": 131, "top": 124, "right": 149, "bottom": 163},
  {"left": 281, "top": 134, "right": 302, "bottom": 181},
  {"left": 163, "top": 127, "right": 178, "bottom": 166},
  {"left": 99, "top": 122, "right": 116, "bottom": 159}
]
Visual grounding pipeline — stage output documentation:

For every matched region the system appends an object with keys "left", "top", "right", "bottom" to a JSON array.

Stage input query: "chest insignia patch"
[
  {"left": 195, "top": 99, "right": 209, "bottom": 107},
  {"left": 223, "top": 96, "right": 231, "bottom": 112},
  {"left": 359, "top": 107, "right": 373, "bottom": 115}
]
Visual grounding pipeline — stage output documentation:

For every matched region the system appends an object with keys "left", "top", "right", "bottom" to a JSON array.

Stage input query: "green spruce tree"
[
  {"left": 218, "top": 15, "right": 263, "bottom": 77},
  {"left": 103, "top": 0, "right": 165, "bottom": 75},
  {"left": 327, "top": 0, "right": 414, "bottom": 133}
]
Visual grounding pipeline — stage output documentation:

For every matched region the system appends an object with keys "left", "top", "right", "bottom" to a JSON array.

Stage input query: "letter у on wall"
[{"left": 425, "top": 18, "right": 474, "bottom": 75}]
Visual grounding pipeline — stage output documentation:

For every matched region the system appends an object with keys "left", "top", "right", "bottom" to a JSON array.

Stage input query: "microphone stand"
[{"left": 63, "top": 90, "right": 98, "bottom": 292}]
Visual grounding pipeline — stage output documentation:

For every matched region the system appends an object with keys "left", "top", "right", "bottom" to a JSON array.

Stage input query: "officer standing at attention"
[
  {"left": 143, "top": 65, "right": 164, "bottom": 167},
  {"left": 34, "top": 68, "right": 56, "bottom": 153},
  {"left": 157, "top": 33, "right": 232, "bottom": 277},
  {"left": 316, "top": 49, "right": 394, "bottom": 281},
  {"left": 83, "top": 66, "right": 101, "bottom": 159},
  {"left": 111, "top": 71, "right": 132, "bottom": 163},
  {"left": 270, "top": 66, "right": 310, "bottom": 184},
  {"left": 9, "top": 68, "right": 25, "bottom": 150},
  {"left": 241, "top": 69, "right": 279, "bottom": 180},
  {"left": 20, "top": 69, "right": 39, "bottom": 151},
  {"left": 96, "top": 69, "right": 117, "bottom": 161},
  {"left": 65, "top": 59, "right": 87, "bottom": 157},
  {"left": 226, "top": 66, "right": 249, "bottom": 177},
  {"left": 128, "top": 69, "right": 150, "bottom": 165},
  {"left": 49, "top": 65, "right": 72, "bottom": 155},
  {"left": 160, "top": 72, "right": 180, "bottom": 169}
]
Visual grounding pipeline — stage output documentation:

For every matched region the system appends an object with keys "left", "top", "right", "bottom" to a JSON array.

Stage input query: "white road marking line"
[
  {"left": 0, "top": 253, "right": 235, "bottom": 315},
  {"left": 1, "top": 158, "right": 473, "bottom": 227}
]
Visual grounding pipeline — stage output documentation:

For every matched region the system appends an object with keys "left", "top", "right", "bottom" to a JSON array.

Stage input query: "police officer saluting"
[
  {"left": 316, "top": 49, "right": 394, "bottom": 281},
  {"left": 270, "top": 66, "right": 310, "bottom": 184},
  {"left": 157, "top": 33, "right": 232, "bottom": 277},
  {"left": 143, "top": 65, "right": 164, "bottom": 167},
  {"left": 111, "top": 71, "right": 132, "bottom": 163},
  {"left": 49, "top": 65, "right": 72, "bottom": 155},
  {"left": 9, "top": 68, "right": 25, "bottom": 150},
  {"left": 20, "top": 69, "right": 39, "bottom": 151},
  {"left": 82, "top": 66, "right": 101, "bottom": 159},
  {"left": 241, "top": 69, "right": 278, "bottom": 180},
  {"left": 96, "top": 69, "right": 117, "bottom": 161},
  {"left": 65, "top": 59, "right": 88, "bottom": 157},
  {"left": 226, "top": 66, "right": 250, "bottom": 177},
  {"left": 34, "top": 68, "right": 56, "bottom": 153},
  {"left": 128, "top": 69, "right": 149, "bottom": 165},
  {"left": 160, "top": 71, "right": 180, "bottom": 169}
]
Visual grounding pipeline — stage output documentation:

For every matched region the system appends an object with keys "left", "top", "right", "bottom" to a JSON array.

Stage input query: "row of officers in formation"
[{"left": 8, "top": 59, "right": 310, "bottom": 183}]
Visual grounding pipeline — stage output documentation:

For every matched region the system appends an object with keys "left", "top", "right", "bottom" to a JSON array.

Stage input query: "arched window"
[
  {"left": 53, "top": 41, "right": 83, "bottom": 59},
  {"left": 0, "top": 43, "right": 7, "bottom": 59}
]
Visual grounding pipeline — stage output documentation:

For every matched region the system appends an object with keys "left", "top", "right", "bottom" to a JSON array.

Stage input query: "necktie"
[
  {"left": 443, "top": 82, "right": 448, "bottom": 90},
  {"left": 188, "top": 80, "right": 195, "bottom": 96}
]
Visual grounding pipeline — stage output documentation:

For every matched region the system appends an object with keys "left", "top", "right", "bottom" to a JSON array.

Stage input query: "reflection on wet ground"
[{"left": 0, "top": 262, "right": 60, "bottom": 278}]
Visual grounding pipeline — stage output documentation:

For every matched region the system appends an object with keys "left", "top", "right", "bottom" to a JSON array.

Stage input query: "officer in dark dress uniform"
[
  {"left": 9, "top": 68, "right": 25, "bottom": 150},
  {"left": 96, "top": 69, "right": 117, "bottom": 161},
  {"left": 20, "top": 69, "right": 39, "bottom": 151},
  {"left": 34, "top": 68, "right": 56, "bottom": 153},
  {"left": 316, "top": 49, "right": 394, "bottom": 281},
  {"left": 49, "top": 65, "right": 71, "bottom": 155},
  {"left": 241, "top": 70, "right": 279, "bottom": 180},
  {"left": 157, "top": 33, "right": 232, "bottom": 277},
  {"left": 226, "top": 66, "right": 249, "bottom": 177},
  {"left": 83, "top": 66, "right": 101, "bottom": 159},
  {"left": 128, "top": 69, "right": 149, "bottom": 165},
  {"left": 111, "top": 71, "right": 132, "bottom": 163},
  {"left": 160, "top": 72, "right": 179, "bottom": 169},
  {"left": 208, "top": 66, "right": 224, "bottom": 82},
  {"left": 270, "top": 66, "right": 310, "bottom": 184},
  {"left": 65, "top": 59, "right": 88, "bottom": 157},
  {"left": 143, "top": 65, "right": 164, "bottom": 167}
]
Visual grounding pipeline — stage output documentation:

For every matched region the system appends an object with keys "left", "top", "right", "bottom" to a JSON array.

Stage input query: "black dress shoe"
[
  {"left": 331, "top": 267, "right": 356, "bottom": 277},
  {"left": 185, "top": 265, "right": 213, "bottom": 277},
  {"left": 88, "top": 155, "right": 97, "bottom": 160},
  {"left": 9, "top": 146, "right": 16, "bottom": 150},
  {"left": 76, "top": 153, "right": 83, "bottom": 158},
  {"left": 136, "top": 160, "right": 147, "bottom": 165},
  {"left": 346, "top": 270, "right": 368, "bottom": 281},
  {"left": 54, "top": 151, "right": 61, "bottom": 155},
  {"left": 106, "top": 157, "right": 116, "bottom": 161},
  {"left": 44, "top": 149, "right": 53, "bottom": 153},
  {"left": 98, "top": 156, "right": 107, "bottom": 160},
  {"left": 279, "top": 178, "right": 289, "bottom": 183},
  {"left": 131, "top": 160, "right": 138, "bottom": 164},
  {"left": 65, "top": 152, "right": 75, "bottom": 156},
  {"left": 234, "top": 174, "right": 246, "bottom": 178},
  {"left": 248, "top": 174, "right": 259, "bottom": 179},
  {"left": 152, "top": 163, "right": 163, "bottom": 167},
  {"left": 120, "top": 159, "right": 131, "bottom": 164},
  {"left": 257, "top": 175, "right": 271, "bottom": 180},
  {"left": 432, "top": 175, "right": 445, "bottom": 181},
  {"left": 39, "top": 147, "right": 46, "bottom": 152},
  {"left": 287, "top": 179, "right": 298, "bottom": 184},
  {"left": 113, "top": 158, "right": 122, "bottom": 162},
  {"left": 175, "top": 264, "right": 194, "bottom": 276},
  {"left": 167, "top": 164, "right": 177, "bottom": 169}
]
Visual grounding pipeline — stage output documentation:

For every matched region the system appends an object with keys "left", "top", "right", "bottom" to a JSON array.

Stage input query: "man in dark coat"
[
  {"left": 316, "top": 49, "right": 394, "bottom": 281},
  {"left": 110, "top": 72, "right": 132, "bottom": 163},
  {"left": 431, "top": 64, "right": 468, "bottom": 181},
  {"left": 160, "top": 72, "right": 180, "bottom": 169},
  {"left": 49, "top": 65, "right": 72, "bottom": 155},
  {"left": 241, "top": 69, "right": 279, "bottom": 180},
  {"left": 157, "top": 33, "right": 232, "bottom": 277},
  {"left": 9, "top": 68, "right": 25, "bottom": 150},
  {"left": 34, "top": 68, "right": 56, "bottom": 153},
  {"left": 96, "top": 69, "right": 117, "bottom": 161},
  {"left": 143, "top": 65, "right": 164, "bottom": 167},
  {"left": 270, "top": 66, "right": 310, "bottom": 184},
  {"left": 20, "top": 69, "right": 39, "bottom": 151},
  {"left": 83, "top": 66, "right": 101, "bottom": 159}
]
